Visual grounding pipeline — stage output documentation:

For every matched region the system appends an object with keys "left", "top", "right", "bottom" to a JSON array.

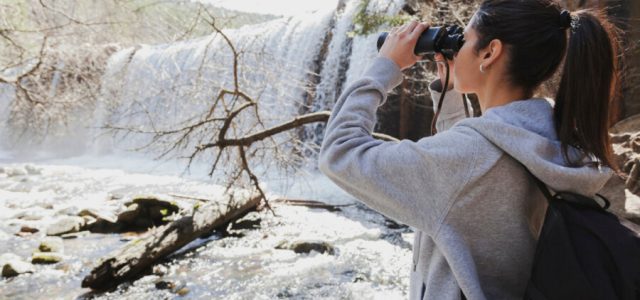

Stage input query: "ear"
[{"left": 479, "top": 39, "right": 504, "bottom": 69}]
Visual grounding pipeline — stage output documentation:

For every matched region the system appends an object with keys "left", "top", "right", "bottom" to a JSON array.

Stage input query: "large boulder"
[
  {"left": 119, "top": 195, "right": 180, "bottom": 229},
  {"left": 87, "top": 195, "right": 181, "bottom": 233}
]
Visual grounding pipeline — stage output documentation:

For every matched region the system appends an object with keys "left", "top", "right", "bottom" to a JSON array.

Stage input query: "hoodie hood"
[{"left": 457, "top": 98, "right": 613, "bottom": 197}]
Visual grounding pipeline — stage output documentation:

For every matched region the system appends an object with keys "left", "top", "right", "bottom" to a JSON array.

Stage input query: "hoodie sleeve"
[
  {"left": 428, "top": 79, "right": 473, "bottom": 133},
  {"left": 318, "top": 56, "right": 479, "bottom": 236}
]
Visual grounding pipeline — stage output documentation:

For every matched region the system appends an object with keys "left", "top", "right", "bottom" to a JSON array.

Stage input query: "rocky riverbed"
[
  {"left": 0, "top": 160, "right": 413, "bottom": 299},
  {"left": 3, "top": 114, "right": 640, "bottom": 299}
]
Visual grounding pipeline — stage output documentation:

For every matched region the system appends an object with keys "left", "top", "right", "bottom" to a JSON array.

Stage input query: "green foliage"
[{"left": 348, "top": 0, "right": 411, "bottom": 37}]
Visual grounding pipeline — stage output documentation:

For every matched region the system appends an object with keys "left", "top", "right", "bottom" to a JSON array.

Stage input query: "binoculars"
[{"left": 377, "top": 25, "right": 464, "bottom": 60}]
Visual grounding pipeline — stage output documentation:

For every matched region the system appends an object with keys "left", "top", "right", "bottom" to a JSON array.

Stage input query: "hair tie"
[{"left": 559, "top": 10, "right": 572, "bottom": 29}]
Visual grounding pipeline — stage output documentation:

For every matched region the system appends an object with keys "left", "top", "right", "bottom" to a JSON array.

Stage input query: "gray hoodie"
[{"left": 318, "top": 56, "right": 613, "bottom": 299}]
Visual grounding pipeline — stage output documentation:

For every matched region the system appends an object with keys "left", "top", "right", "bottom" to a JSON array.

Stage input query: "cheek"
[{"left": 453, "top": 50, "right": 479, "bottom": 93}]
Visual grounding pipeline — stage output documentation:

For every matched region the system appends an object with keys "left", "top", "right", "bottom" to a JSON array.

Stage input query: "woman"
[{"left": 318, "top": 0, "right": 621, "bottom": 299}]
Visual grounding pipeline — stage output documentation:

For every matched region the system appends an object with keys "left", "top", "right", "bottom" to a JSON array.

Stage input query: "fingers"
[
  {"left": 381, "top": 20, "right": 429, "bottom": 70},
  {"left": 405, "top": 20, "right": 419, "bottom": 34},
  {"left": 411, "top": 22, "right": 428, "bottom": 36},
  {"left": 390, "top": 20, "right": 428, "bottom": 38}
]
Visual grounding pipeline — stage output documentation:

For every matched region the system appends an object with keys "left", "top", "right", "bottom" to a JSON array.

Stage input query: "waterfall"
[
  {"left": 301, "top": 0, "right": 406, "bottom": 150},
  {"left": 345, "top": 0, "right": 406, "bottom": 86},
  {"left": 0, "top": 84, "right": 14, "bottom": 159},
  {"left": 0, "top": 0, "right": 406, "bottom": 165}
]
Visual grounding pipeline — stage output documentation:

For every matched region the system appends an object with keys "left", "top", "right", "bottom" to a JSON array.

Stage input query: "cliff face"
[{"left": 621, "top": 0, "right": 640, "bottom": 119}]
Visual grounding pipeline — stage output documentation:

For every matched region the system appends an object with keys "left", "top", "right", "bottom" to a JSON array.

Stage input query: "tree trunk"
[{"left": 81, "top": 192, "right": 261, "bottom": 290}]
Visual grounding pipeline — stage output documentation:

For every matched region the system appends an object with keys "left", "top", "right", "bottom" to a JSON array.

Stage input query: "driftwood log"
[{"left": 81, "top": 192, "right": 261, "bottom": 290}]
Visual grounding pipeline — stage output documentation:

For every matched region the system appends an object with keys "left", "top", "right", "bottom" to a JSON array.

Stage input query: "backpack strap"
[
  {"left": 522, "top": 167, "right": 555, "bottom": 202},
  {"left": 515, "top": 161, "right": 610, "bottom": 211}
]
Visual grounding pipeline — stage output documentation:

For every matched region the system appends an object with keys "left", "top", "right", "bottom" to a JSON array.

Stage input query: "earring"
[{"left": 480, "top": 64, "right": 485, "bottom": 73}]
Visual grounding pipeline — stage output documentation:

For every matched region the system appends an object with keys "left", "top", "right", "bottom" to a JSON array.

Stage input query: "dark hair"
[{"left": 472, "top": 0, "right": 621, "bottom": 171}]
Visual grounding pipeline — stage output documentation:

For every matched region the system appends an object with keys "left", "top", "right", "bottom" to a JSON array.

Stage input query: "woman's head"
[
  {"left": 454, "top": 0, "right": 621, "bottom": 171},
  {"left": 454, "top": 0, "right": 568, "bottom": 94}
]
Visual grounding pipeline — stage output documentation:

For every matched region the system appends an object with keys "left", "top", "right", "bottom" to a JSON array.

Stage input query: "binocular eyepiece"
[{"left": 377, "top": 25, "right": 464, "bottom": 60}]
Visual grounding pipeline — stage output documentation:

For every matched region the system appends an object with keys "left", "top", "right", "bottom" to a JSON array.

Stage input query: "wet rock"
[
  {"left": 148, "top": 205, "right": 171, "bottom": 221},
  {"left": 155, "top": 279, "right": 186, "bottom": 294},
  {"left": 155, "top": 280, "right": 175, "bottom": 290},
  {"left": 83, "top": 195, "right": 182, "bottom": 234},
  {"left": 116, "top": 203, "right": 139, "bottom": 224},
  {"left": 107, "top": 193, "right": 123, "bottom": 201},
  {"left": 230, "top": 217, "right": 261, "bottom": 230},
  {"left": 37, "top": 203, "right": 54, "bottom": 210},
  {"left": 380, "top": 232, "right": 412, "bottom": 250},
  {"left": 38, "top": 237, "right": 64, "bottom": 253},
  {"left": 16, "top": 226, "right": 39, "bottom": 237},
  {"left": 82, "top": 215, "right": 97, "bottom": 226},
  {"left": 2, "top": 260, "right": 34, "bottom": 277},
  {"left": 79, "top": 208, "right": 117, "bottom": 223},
  {"left": 127, "top": 195, "right": 180, "bottom": 216},
  {"left": 79, "top": 206, "right": 124, "bottom": 234},
  {"left": 152, "top": 265, "right": 168, "bottom": 276},
  {"left": 85, "top": 219, "right": 122, "bottom": 234},
  {"left": 384, "top": 218, "right": 408, "bottom": 230},
  {"left": 60, "top": 231, "right": 90, "bottom": 239},
  {"left": 276, "top": 240, "right": 336, "bottom": 255},
  {"left": 114, "top": 195, "right": 180, "bottom": 231},
  {"left": 176, "top": 287, "right": 189, "bottom": 296},
  {"left": 31, "top": 252, "right": 63, "bottom": 264},
  {"left": 46, "top": 216, "right": 86, "bottom": 236}
]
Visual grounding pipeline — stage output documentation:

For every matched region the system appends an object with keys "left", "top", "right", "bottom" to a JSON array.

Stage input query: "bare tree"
[
  {"left": 0, "top": 0, "right": 276, "bottom": 144},
  {"left": 102, "top": 7, "right": 399, "bottom": 213}
]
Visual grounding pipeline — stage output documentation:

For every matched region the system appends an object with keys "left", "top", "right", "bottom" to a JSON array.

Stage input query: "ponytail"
[{"left": 554, "top": 10, "right": 621, "bottom": 171}]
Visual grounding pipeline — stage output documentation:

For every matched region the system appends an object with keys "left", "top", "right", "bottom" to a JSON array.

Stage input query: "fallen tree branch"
[{"left": 81, "top": 192, "right": 261, "bottom": 290}]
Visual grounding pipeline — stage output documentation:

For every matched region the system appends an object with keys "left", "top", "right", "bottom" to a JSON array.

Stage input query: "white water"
[
  {"left": 0, "top": 160, "right": 413, "bottom": 299},
  {"left": 92, "top": 9, "right": 337, "bottom": 160},
  {"left": 0, "top": 0, "right": 411, "bottom": 298}
]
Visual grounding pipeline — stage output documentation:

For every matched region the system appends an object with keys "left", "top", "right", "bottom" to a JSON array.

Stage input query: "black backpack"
[{"left": 521, "top": 165, "right": 640, "bottom": 300}]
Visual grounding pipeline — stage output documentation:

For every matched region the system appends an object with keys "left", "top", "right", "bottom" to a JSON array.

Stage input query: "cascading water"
[
  {"left": 301, "top": 0, "right": 406, "bottom": 150},
  {"left": 92, "top": 11, "right": 335, "bottom": 162},
  {"left": 0, "top": 0, "right": 406, "bottom": 167},
  {"left": 0, "top": 84, "right": 14, "bottom": 159},
  {"left": 0, "top": 1, "right": 418, "bottom": 299}
]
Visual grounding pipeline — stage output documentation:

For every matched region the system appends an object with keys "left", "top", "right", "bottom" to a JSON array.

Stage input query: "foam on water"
[{"left": 0, "top": 0, "right": 412, "bottom": 298}]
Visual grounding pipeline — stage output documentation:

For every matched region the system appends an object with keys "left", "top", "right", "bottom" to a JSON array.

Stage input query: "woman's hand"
[
  {"left": 435, "top": 53, "right": 455, "bottom": 91},
  {"left": 379, "top": 20, "right": 429, "bottom": 70}
]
